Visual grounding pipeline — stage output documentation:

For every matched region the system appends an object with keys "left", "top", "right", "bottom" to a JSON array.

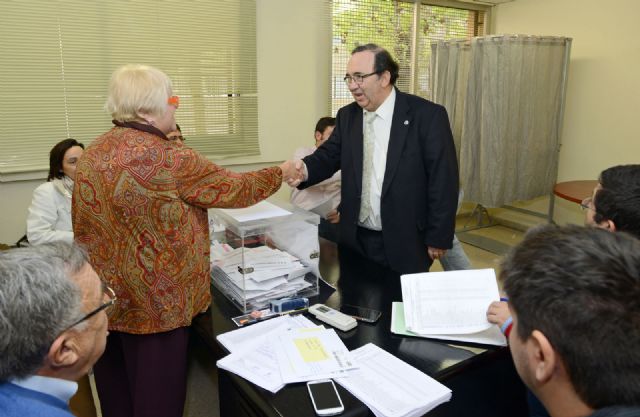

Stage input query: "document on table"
[
  {"left": 391, "top": 302, "right": 506, "bottom": 346},
  {"left": 217, "top": 314, "right": 315, "bottom": 353},
  {"left": 218, "top": 200, "right": 291, "bottom": 222},
  {"left": 216, "top": 315, "right": 317, "bottom": 393},
  {"left": 217, "top": 334, "right": 286, "bottom": 393},
  {"left": 335, "top": 343, "right": 452, "bottom": 417},
  {"left": 274, "top": 326, "right": 357, "bottom": 383},
  {"left": 401, "top": 268, "right": 501, "bottom": 335}
]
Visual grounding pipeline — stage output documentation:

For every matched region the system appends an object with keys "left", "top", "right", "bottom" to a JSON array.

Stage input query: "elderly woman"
[
  {"left": 27, "top": 138, "right": 84, "bottom": 245},
  {"left": 72, "top": 64, "right": 295, "bottom": 417}
]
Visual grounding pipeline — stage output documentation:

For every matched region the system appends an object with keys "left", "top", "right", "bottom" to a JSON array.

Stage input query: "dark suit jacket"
[{"left": 301, "top": 89, "right": 459, "bottom": 274}]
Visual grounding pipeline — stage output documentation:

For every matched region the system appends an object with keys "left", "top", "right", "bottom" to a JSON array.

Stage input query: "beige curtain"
[{"left": 431, "top": 35, "right": 571, "bottom": 207}]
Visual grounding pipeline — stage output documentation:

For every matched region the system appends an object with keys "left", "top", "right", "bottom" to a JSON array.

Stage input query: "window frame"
[{"left": 330, "top": 0, "right": 490, "bottom": 114}]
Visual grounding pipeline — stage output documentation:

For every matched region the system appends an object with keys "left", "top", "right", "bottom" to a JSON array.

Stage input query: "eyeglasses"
[
  {"left": 65, "top": 284, "right": 117, "bottom": 331},
  {"left": 167, "top": 131, "right": 185, "bottom": 141},
  {"left": 580, "top": 196, "right": 594, "bottom": 211},
  {"left": 344, "top": 71, "right": 380, "bottom": 86},
  {"left": 168, "top": 95, "right": 180, "bottom": 108}
]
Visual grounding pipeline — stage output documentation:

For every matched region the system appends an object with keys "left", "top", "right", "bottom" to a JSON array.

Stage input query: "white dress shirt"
[
  {"left": 291, "top": 146, "right": 341, "bottom": 217},
  {"left": 11, "top": 375, "right": 78, "bottom": 405},
  {"left": 359, "top": 88, "right": 396, "bottom": 231}
]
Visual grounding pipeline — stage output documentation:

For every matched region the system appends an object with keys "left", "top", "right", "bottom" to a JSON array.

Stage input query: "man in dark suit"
[{"left": 295, "top": 44, "right": 459, "bottom": 275}]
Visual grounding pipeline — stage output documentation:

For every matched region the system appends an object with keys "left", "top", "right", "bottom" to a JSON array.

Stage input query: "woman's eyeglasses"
[{"left": 168, "top": 95, "right": 180, "bottom": 108}]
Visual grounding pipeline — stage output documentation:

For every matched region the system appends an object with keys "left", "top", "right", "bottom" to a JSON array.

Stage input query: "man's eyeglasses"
[
  {"left": 65, "top": 284, "right": 117, "bottom": 331},
  {"left": 168, "top": 95, "right": 180, "bottom": 108},
  {"left": 580, "top": 196, "right": 594, "bottom": 211},
  {"left": 344, "top": 71, "right": 380, "bottom": 86}
]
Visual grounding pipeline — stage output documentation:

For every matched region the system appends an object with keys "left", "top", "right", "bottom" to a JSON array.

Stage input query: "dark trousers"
[
  {"left": 356, "top": 226, "right": 390, "bottom": 268},
  {"left": 93, "top": 328, "right": 190, "bottom": 417},
  {"left": 318, "top": 218, "right": 340, "bottom": 243},
  {"left": 338, "top": 242, "right": 403, "bottom": 312}
]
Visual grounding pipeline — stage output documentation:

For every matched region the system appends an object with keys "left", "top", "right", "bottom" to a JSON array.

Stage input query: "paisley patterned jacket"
[{"left": 72, "top": 122, "right": 282, "bottom": 334}]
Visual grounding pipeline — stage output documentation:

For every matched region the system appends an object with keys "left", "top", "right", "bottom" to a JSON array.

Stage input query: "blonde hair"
[{"left": 106, "top": 64, "right": 173, "bottom": 122}]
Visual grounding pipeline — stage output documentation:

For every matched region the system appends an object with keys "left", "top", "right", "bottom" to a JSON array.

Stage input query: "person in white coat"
[
  {"left": 27, "top": 139, "right": 84, "bottom": 245},
  {"left": 290, "top": 117, "right": 341, "bottom": 241}
]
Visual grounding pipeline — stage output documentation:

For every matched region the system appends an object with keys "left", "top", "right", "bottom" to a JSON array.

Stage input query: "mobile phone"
[
  {"left": 339, "top": 304, "right": 381, "bottom": 323},
  {"left": 307, "top": 379, "right": 344, "bottom": 416}
]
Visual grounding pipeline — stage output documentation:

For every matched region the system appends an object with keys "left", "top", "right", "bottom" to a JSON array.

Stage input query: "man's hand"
[
  {"left": 486, "top": 301, "right": 511, "bottom": 327},
  {"left": 279, "top": 160, "right": 304, "bottom": 187},
  {"left": 427, "top": 246, "right": 447, "bottom": 261},
  {"left": 326, "top": 209, "right": 340, "bottom": 224}
]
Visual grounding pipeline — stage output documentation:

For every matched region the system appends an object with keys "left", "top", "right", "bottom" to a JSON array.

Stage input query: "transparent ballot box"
[{"left": 208, "top": 200, "right": 321, "bottom": 313}]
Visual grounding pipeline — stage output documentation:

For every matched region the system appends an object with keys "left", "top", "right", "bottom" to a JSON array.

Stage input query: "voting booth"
[{"left": 208, "top": 201, "right": 320, "bottom": 313}]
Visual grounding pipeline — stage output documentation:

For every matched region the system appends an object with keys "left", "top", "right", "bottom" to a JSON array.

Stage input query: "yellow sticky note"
[{"left": 294, "top": 337, "right": 329, "bottom": 362}]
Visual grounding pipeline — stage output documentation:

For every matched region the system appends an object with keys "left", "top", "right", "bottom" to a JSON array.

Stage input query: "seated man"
[
  {"left": 0, "top": 242, "right": 112, "bottom": 416},
  {"left": 499, "top": 225, "right": 640, "bottom": 417},
  {"left": 489, "top": 164, "right": 640, "bottom": 328},
  {"left": 487, "top": 165, "right": 640, "bottom": 416},
  {"left": 291, "top": 117, "right": 340, "bottom": 241},
  {"left": 581, "top": 164, "right": 640, "bottom": 238}
]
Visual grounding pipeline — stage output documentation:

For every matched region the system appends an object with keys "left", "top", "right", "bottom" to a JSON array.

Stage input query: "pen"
[
  {"left": 500, "top": 297, "right": 509, "bottom": 302},
  {"left": 276, "top": 306, "right": 309, "bottom": 317},
  {"left": 250, "top": 307, "right": 309, "bottom": 324}
]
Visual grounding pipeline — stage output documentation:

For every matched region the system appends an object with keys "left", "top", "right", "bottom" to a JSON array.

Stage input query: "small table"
[
  {"left": 553, "top": 180, "right": 598, "bottom": 204},
  {"left": 548, "top": 180, "right": 597, "bottom": 222}
]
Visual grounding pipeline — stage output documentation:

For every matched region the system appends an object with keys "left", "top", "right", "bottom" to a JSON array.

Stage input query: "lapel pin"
[{"left": 404, "top": 120, "right": 409, "bottom": 125}]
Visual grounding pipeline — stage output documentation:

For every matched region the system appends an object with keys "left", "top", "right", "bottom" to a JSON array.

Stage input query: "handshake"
[{"left": 279, "top": 160, "right": 306, "bottom": 188}]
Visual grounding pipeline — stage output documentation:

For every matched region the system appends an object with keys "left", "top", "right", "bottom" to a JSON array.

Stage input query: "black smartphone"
[{"left": 339, "top": 304, "right": 381, "bottom": 323}]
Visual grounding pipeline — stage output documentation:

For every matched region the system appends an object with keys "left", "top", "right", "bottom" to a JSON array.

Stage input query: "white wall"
[
  {"left": 491, "top": 0, "right": 640, "bottom": 225},
  {"left": 0, "top": 0, "right": 332, "bottom": 244}
]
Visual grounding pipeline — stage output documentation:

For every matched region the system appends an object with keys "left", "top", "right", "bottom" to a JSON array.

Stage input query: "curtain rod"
[{"left": 433, "top": 34, "right": 572, "bottom": 47}]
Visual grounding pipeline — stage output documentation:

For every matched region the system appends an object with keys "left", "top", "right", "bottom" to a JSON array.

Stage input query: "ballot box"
[{"left": 208, "top": 200, "right": 321, "bottom": 313}]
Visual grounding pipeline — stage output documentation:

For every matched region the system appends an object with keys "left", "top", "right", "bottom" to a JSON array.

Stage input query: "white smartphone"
[{"left": 306, "top": 379, "right": 344, "bottom": 416}]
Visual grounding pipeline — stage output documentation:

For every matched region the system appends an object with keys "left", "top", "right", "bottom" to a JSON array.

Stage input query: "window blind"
[
  {"left": 331, "top": 0, "right": 485, "bottom": 114},
  {"left": 0, "top": 0, "right": 258, "bottom": 176}
]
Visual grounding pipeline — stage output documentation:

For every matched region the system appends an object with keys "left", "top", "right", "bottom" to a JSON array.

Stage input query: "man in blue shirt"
[{"left": 0, "top": 242, "right": 112, "bottom": 416}]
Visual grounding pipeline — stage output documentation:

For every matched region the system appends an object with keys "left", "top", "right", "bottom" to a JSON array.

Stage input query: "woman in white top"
[{"left": 26, "top": 138, "right": 84, "bottom": 244}]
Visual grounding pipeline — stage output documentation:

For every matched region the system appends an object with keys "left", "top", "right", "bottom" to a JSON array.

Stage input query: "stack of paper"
[
  {"left": 216, "top": 316, "right": 355, "bottom": 393},
  {"left": 217, "top": 318, "right": 454, "bottom": 416},
  {"left": 397, "top": 269, "right": 506, "bottom": 346},
  {"left": 211, "top": 245, "right": 313, "bottom": 306},
  {"left": 335, "top": 344, "right": 452, "bottom": 417},
  {"left": 216, "top": 315, "right": 317, "bottom": 393}
]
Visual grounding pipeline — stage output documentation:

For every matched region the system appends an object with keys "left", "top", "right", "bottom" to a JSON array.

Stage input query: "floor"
[{"left": 69, "top": 214, "right": 530, "bottom": 417}]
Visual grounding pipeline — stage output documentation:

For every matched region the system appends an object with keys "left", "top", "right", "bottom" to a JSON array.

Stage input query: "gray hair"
[{"left": 0, "top": 242, "right": 88, "bottom": 380}]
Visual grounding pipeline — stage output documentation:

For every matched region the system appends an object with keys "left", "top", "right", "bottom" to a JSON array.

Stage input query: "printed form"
[
  {"left": 401, "top": 268, "right": 501, "bottom": 335},
  {"left": 274, "top": 326, "right": 357, "bottom": 383},
  {"left": 216, "top": 315, "right": 316, "bottom": 393},
  {"left": 335, "top": 343, "right": 452, "bottom": 417}
]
